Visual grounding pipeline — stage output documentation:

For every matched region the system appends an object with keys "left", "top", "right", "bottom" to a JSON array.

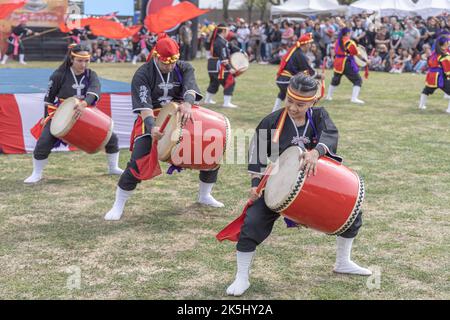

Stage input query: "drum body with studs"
[
  {"left": 50, "top": 97, "right": 113, "bottom": 154},
  {"left": 264, "top": 146, "right": 365, "bottom": 235},
  {"left": 230, "top": 52, "right": 249, "bottom": 76},
  {"left": 354, "top": 45, "right": 368, "bottom": 68},
  {"left": 155, "top": 102, "right": 231, "bottom": 171}
]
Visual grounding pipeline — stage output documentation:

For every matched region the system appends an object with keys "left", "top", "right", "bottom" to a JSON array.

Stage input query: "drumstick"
[
  {"left": 256, "top": 165, "right": 273, "bottom": 196},
  {"left": 158, "top": 114, "right": 172, "bottom": 133},
  {"left": 22, "top": 27, "right": 59, "bottom": 41},
  {"left": 250, "top": 164, "right": 273, "bottom": 204}
]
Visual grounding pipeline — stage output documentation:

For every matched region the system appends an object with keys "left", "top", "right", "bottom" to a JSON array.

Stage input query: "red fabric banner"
[
  {"left": 0, "top": 1, "right": 26, "bottom": 19},
  {"left": 59, "top": 18, "right": 141, "bottom": 39},
  {"left": 144, "top": 2, "right": 209, "bottom": 34}
]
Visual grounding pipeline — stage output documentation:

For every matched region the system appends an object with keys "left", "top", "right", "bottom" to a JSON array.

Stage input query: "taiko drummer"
[
  {"left": 24, "top": 44, "right": 123, "bottom": 184},
  {"left": 104, "top": 35, "right": 224, "bottom": 221},
  {"left": 225, "top": 73, "right": 371, "bottom": 297}
]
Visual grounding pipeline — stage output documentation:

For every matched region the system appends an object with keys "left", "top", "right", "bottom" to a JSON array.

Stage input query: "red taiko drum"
[
  {"left": 264, "top": 146, "right": 365, "bottom": 235},
  {"left": 155, "top": 102, "right": 231, "bottom": 170},
  {"left": 50, "top": 97, "right": 113, "bottom": 154}
]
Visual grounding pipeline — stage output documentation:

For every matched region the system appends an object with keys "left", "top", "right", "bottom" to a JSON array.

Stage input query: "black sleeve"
[
  {"left": 315, "top": 107, "right": 339, "bottom": 155},
  {"left": 218, "top": 40, "right": 231, "bottom": 71},
  {"left": 248, "top": 117, "right": 272, "bottom": 175},
  {"left": 85, "top": 70, "right": 101, "bottom": 105},
  {"left": 43, "top": 71, "right": 63, "bottom": 117},
  {"left": 131, "top": 66, "right": 153, "bottom": 113},
  {"left": 178, "top": 61, "right": 203, "bottom": 103}
]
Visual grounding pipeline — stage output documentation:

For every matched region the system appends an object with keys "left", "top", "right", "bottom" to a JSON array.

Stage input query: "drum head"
[
  {"left": 155, "top": 102, "right": 182, "bottom": 161},
  {"left": 50, "top": 97, "right": 79, "bottom": 137},
  {"left": 354, "top": 45, "right": 368, "bottom": 67},
  {"left": 230, "top": 52, "right": 249, "bottom": 72},
  {"left": 264, "top": 146, "right": 305, "bottom": 212}
]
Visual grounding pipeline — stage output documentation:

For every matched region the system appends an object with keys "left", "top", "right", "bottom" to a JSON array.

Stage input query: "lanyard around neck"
[
  {"left": 70, "top": 68, "right": 85, "bottom": 87},
  {"left": 154, "top": 59, "right": 171, "bottom": 85}
]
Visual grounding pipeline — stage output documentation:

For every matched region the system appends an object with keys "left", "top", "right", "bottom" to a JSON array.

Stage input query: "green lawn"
[{"left": 0, "top": 60, "right": 449, "bottom": 299}]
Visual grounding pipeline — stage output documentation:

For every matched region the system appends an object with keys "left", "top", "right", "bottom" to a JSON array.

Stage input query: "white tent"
[
  {"left": 271, "top": 0, "right": 346, "bottom": 16},
  {"left": 348, "top": 0, "right": 417, "bottom": 17},
  {"left": 199, "top": 0, "right": 245, "bottom": 10},
  {"left": 415, "top": 0, "right": 450, "bottom": 18}
]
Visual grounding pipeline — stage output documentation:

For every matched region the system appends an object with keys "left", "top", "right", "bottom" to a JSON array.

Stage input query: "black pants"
[
  {"left": 276, "top": 77, "right": 290, "bottom": 100},
  {"left": 207, "top": 72, "right": 235, "bottom": 96},
  {"left": 33, "top": 120, "right": 119, "bottom": 160},
  {"left": 6, "top": 42, "right": 24, "bottom": 55},
  {"left": 236, "top": 195, "right": 363, "bottom": 252},
  {"left": 180, "top": 44, "right": 191, "bottom": 61},
  {"left": 422, "top": 78, "right": 450, "bottom": 96},
  {"left": 331, "top": 60, "right": 362, "bottom": 87},
  {"left": 118, "top": 135, "right": 219, "bottom": 191}
]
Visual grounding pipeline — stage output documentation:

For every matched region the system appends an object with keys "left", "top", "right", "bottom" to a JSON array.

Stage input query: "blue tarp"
[{"left": 0, "top": 68, "right": 130, "bottom": 94}]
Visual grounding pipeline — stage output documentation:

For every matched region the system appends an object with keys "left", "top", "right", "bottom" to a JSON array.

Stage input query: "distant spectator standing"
[{"left": 179, "top": 21, "right": 193, "bottom": 61}]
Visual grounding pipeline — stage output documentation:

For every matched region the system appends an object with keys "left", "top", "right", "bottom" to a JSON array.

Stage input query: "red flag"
[
  {"left": 216, "top": 203, "right": 250, "bottom": 242},
  {"left": 88, "top": 20, "right": 141, "bottom": 39},
  {"left": 130, "top": 141, "right": 162, "bottom": 180},
  {"left": 216, "top": 166, "right": 273, "bottom": 242},
  {"left": 58, "top": 21, "right": 71, "bottom": 33},
  {"left": 0, "top": 1, "right": 26, "bottom": 19},
  {"left": 60, "top": 17, "right": 141, "bottom": 39},
  {"left": 144, "top": 2, "right": 209, "bottom": 34}
]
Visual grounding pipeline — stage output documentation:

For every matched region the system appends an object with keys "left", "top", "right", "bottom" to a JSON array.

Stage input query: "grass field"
[{"left": 0, "top": 60, "right": 449, "bottom": 300}]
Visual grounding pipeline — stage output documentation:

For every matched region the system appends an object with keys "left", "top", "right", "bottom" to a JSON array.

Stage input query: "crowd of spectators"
[
  {"left": 66, "top": 13, "right": 450, "bottom": 75},
  {"left": 197, "top": 13, "right": 450, "bottom": 74}
]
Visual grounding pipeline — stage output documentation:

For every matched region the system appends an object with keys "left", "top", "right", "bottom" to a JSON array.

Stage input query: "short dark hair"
[{"left": 289, "top": 73, "right": 318, "bottom": 93}]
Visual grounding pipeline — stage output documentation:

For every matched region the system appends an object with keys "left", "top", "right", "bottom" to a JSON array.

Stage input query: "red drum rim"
[
  {"left": 168, "top": 112, "right": 231, "bottom": 169},
  {"left": 90, "top": 119, "right": 114, "bottom": 154},
  {"left": 264, "top": 146, "right": 365, "bottom": 235}
]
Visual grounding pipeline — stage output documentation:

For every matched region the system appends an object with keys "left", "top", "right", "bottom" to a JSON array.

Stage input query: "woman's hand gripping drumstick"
[
  {"left": 73, "top": 100, "right": 88, "bottom": 120},
  {"left": 178, "top": 101, "right": 194, "bottom": 126},
  {"left": 141, "top": 109, "right": 164, "bottom": 141},
  {"left": 300, "top": 149, "right": 320, "bottom": 177}
]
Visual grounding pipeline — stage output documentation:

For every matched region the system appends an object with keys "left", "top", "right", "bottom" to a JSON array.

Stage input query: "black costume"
[
  {"left": 34, "top": 67, "right": 119, "bottom": 160},
  {"left": 238, "top": 107, "right": 363, "bottom": 252},
  {"left": 118, "top": 59, "right": 219, "bottom": 191},
  {"left": 206, "top": 34, "right": 240, "bottom": 96},
  {"left": 276, "top": 48, "right": 318, "bottom": 101}
]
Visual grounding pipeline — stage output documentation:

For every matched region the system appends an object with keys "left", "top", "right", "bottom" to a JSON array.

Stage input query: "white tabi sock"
[
  {"left": 226, "top": 251, "right": 255, "bottom": 296},
  {"left": 351, "top": 86, "right": 365, "bottom": 104},
  {"left": 107, "top": 152, "right": 124, "bottom": 175},
  {"left": 24, "top": 158, "right": 48, "bottom": 184},
  {"left": 104, "top": 187, "right": 133, "bottom": 221},
  {"left": 325, "top": 85, "right": 336, "bottom": 100},
  {"left": 333, "top": 236, "right": 372, "bottom": 276},
  {"left": 272, "top": 98, "right": 283, "bottom": 112},
  {"left": 419, "top": 94, "right": 428, "bottom": 110},
  {"left": 222, "top": 95, "right": 238, "bottom": 108},
  {"left": 204, "top": 92, "right": 217, "bottom": 104},
  {"left": 197, "top": 181, "right": 224, "bottom": 208}
]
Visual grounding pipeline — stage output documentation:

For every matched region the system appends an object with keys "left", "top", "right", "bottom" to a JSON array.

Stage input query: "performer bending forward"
[
  {"left": 273, "top": 33, "right": 323, "bottom": 112},
  {"left": 325, "top": 27, "right": 367, "bottom": 104},
  {"left": 24, "top": 44, "right": 123, "bottom": 184},
  {"left": 204, "top": 23, "right": 240, "bottom": 108},
  {"left": 105, "top": 36, "right": 224, "bottom": 221},
  {"left": 1, "top": 17, "right": 38, "bottom": 65},
  {"left": 226, "top": 74, "right": 371, "bottom": 297},
  {"left": 419, "top": 35, "right": 450, "bottom": 113}
]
